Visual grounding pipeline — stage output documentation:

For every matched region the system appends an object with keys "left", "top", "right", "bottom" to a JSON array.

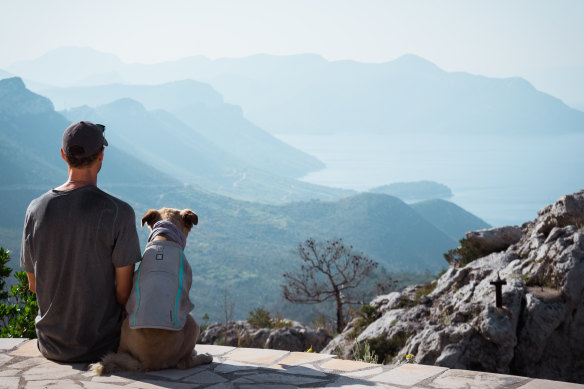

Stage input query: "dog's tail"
[{"left": 89, "top": 352, "right": 143, "bottom": 376}]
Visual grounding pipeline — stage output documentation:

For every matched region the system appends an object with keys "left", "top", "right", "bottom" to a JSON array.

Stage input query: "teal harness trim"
[
  {"left": 132, "top": 264, "right": 142, "bottom": 327},
  {"left": 174, "top": 250, "right": 184, "bottom": 329}
]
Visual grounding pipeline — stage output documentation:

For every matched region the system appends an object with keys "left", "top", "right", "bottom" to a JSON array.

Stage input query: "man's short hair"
[{"left": 65, "top": 146, "right": 104, "bottom": 168}]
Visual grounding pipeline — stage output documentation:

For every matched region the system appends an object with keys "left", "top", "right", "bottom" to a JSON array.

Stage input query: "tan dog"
[{"left": 91, "top": 208, "right": 212, "bottom": 374}]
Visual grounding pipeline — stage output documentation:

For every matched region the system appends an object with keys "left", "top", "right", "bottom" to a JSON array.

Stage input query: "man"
[{"left": 20, "top": 121, "right": 142, "bottom": 362}]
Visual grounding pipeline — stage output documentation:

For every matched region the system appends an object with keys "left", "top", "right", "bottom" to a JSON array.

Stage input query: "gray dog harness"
[{"left": 126, "top": 223, "right": 194, "bottom": 331}]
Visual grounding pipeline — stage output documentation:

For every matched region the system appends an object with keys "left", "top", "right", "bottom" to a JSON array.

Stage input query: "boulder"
[
  {"left": 465, "top": 226, "right": 522, "bottom": 255},
  {"left": 199, "top": 320, "right": 332, "bottom": 352}
]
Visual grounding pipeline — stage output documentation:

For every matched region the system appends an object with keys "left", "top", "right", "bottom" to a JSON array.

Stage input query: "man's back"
[{"left": 21, "top": 185, "right": 141, "bottom": 362}]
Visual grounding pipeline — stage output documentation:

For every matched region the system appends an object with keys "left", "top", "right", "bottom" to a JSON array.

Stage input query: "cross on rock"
[{"left": 490, "top": 272, "right": 507, "bottom": 308}]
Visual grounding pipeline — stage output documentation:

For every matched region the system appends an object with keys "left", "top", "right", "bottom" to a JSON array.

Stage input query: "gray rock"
[
  {"left": 327, "top": 191, "right": 584, "bottom": 383},
  {"left": 465, "top": 226, "right": 522, "bottom": 255},
  {"left": 199, "top": 320, "right": 331, "bottom": 352}
]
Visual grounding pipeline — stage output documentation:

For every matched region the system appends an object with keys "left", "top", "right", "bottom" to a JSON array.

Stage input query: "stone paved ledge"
[{"left": 0, "top": 339, "right": 583, "bottom": 389}]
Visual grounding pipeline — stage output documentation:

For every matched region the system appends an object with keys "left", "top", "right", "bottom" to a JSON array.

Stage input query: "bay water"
[{"left": 276, "top": 132, "right": 584, "bottom": 227}]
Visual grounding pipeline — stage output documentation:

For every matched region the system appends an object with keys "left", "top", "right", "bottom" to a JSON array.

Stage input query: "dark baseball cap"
[{"left": 62, "top": 121, "right": 108, "bottom": 158}]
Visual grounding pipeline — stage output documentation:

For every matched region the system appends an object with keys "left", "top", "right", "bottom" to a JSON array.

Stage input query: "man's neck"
[{"left": 55, "top": 169, "right": 98, "bottom": 191}]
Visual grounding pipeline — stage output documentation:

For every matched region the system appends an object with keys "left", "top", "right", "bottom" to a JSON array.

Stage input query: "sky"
[{"left": 1, "top": 0, "right": 583, "bottom": 79}]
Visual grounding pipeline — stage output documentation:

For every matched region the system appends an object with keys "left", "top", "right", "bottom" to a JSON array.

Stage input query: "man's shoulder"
[{"left": 91, "top": 187, "right": 136, "bottom": 217}]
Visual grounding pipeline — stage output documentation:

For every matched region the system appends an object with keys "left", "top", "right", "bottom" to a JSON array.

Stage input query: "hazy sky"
[{"left": 1, "top": 0, "right": 583, "bottom": 77}]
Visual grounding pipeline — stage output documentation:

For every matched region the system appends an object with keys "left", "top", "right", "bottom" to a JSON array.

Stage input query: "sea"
[{"left": 276, "top": 132, "right": 584, "bottom": 228}]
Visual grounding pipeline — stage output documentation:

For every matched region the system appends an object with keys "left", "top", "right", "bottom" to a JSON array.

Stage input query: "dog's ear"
[
  {"left": 180, "top": 209, "right": 198, "bottom": 230},
  {"left": 141, "top": 209, "right": 161, "bottom": 228}
]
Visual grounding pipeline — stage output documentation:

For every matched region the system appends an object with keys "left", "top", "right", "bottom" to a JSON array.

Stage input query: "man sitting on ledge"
[{"left": 20, "top": 121, "right": 142, "bottom": 362}]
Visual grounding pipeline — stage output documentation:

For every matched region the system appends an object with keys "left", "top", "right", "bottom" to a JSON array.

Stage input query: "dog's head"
[{"left": 141, "top": 208, "right": 198, "bottom": 237}]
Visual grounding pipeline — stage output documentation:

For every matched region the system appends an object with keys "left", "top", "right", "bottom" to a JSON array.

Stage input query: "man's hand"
[
  {"left": 115, "top": 265, "right": 134, "bottom": 308},
  {"left": 26, "top": 272, "right": 36, "bottom": 293}
]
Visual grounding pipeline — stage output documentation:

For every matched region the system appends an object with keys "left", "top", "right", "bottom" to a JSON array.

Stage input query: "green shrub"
[
  {"left": 349, "top": 304, "right": 380, "bottom": 339},
  {"left": 0, "top": 248, "right": 12, "bottom": 302},
  {"left": 443, "top": 237, "right": 484, "bottom": 267},
  {"left": 365, "top": 332, "right": 411, "bottom": 364},
  {"left": 247, "top": 307, "right": 273, "bottom": 328},
  {"left": 353, "top": 340, "right": 379, "bottom": 364},
  {"left": 0, "top": 247, "right": 38, "bottom": 338},
  {"left": 273, "top": 312, "right": 292, "bottom": 328}
]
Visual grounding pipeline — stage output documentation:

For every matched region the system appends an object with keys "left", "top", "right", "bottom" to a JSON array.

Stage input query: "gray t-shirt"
[{"left": 20, "top": 185, "right": 141, "bottom": 362}]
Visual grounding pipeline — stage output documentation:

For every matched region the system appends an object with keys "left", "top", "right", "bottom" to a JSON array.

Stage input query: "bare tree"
[
  {"left": 222, "top": 289, "right": 235, "bottom": 323},
  {"left": 282, "top": 238, "right": 378, "bottom": 333}
]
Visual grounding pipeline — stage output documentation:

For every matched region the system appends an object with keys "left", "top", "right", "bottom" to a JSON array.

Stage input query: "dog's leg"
[
  {"left": 89, "top": 352, "right": 143, "bottom": 376},
  {"left": 176, "top": 350, "right": 213, "bottom": 369}
]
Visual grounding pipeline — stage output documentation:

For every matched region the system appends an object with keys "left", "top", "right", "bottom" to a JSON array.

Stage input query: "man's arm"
[
  {"left": 115, "top": 265, "right": 134, "bottom": 308},
  {"left": 26, "top": 272, "right": 36, "bottom": 293}
]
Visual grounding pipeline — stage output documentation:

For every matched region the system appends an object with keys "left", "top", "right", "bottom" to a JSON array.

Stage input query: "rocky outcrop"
[
  {"left": 324, "top": 190, "right": 584, "bottom": 384},
  {"left": 465, "top": 226, "right": 522, "bottom": 255},
  {"left": 199, "top": 320, "right": 331, "bottom": 352}
]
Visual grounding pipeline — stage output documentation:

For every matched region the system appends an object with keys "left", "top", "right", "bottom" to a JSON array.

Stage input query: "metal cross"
[{"left": 490, "top": 272, "right": 507, "bottom": 308}]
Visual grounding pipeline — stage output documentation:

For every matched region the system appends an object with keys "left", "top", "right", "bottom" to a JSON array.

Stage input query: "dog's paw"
[
  {"left": 88, "top": 362, "right": 105, "bottom": 376},
  {"left": 194, "top": 352, "right": 213, "bottom": 365}
]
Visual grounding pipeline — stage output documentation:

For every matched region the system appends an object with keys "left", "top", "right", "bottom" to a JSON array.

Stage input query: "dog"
[{"left": 91, "top": 207, "right": 212, "bottom": 375}]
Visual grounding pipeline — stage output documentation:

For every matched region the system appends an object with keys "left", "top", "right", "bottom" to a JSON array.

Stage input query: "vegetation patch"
[
  {"left": 349, "top": 304, "right": 381, "bottom": 339},
  {"left": 0, "top": 247, "right": 38, "bottom": 338},
  {"left": 247, "top": 307, "right": 274, "bottom": 328},
  {"left": 362, "top": 332, "right": 411, "bottom": 364},
  {"left": 443, "top": 237, "right": 486, "bottom": 268},
  {"left": 413, "top": 281, "right": 437, "bottom": 305},
  {"left": 352, "top": 340, "right": 379, "bottom": 364}
]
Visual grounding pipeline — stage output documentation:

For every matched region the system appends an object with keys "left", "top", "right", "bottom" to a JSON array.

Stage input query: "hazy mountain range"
[
  {"left": 0, "top": 78, "right": 490, "bottom": 321},
  {"left": 6, "top": 47, "right": 584, "bottom": 137}
]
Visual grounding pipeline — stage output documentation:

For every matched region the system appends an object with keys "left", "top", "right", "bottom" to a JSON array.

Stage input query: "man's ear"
[
  {"left": 180, "top": 209, "right": 198, "bottom": 230},
  {"left": 141, "top": 209, "right": 161, "bottom": 228}
]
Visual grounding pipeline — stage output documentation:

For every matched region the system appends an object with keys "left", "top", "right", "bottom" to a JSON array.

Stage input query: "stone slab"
[
  {"left": 344, "top": 366, "right": 384, "bottom": 378},
  {"left": 371, "top": 363, "right": 448, "bottom": 386},
  {"left": 7, "top": 357, "right": 49, "bottom": 369},
  {"left": 276, "top": 351, "right": 335, "bottom": 366},
  {"left": 22, "top": 361, "right": 85, "bottom": 381},
  {"left": 242, "top": 372, "right": 325, "bottom": 385},
  {"left": 213, "top": 360, "right": 259, "bottom": 374},
  {"left": 26, "top": 379, "right": 82, "bottom": 389},
  {"left": 0, "top": 377, "right": 19, "bottom": 389},
  {"left": 147, "top": 366, "right": 205, "bottom": 380},
  {"left": 320, "top": 358, "right": 381, "bottom": 372},
  {"left": 83, "top": 382, "right": 130, "bottom": 389},
  {"left": 195, "top": 344, "right": 236, "bottom": 356},
  {"left": 10, "top": 340, "right": 41, "bottom": 357},
  {"left": 0, "top": 338, "right": 26, "bottom": 351},
  {"left": 183, "top": 370, "right": 228, "bottom": 384},
  {"left": 226, "top": 347, "right": 289, "bottom": 365},
  {"left": 0, "top": 369, "right": 20, "bottom": 377},
  {"left": 279, "top": 365, "right": 329, "bottom": 377},
  {"left": 429, "top": 369, "right": 529, "bottom": 388},
  {"left": 126, "top": 379, "right": 199, "bottom": 389},
  {"left": 0, "top": 354, "right": 13, "bottom": 368},
  {"left": 90, "top": 374, "right": 132, "bottom": 383},
  {"left": 518, "top": 379, "right": 584, "bottom": 389}
]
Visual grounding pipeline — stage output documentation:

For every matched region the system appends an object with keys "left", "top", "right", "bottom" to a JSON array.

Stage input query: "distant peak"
[
  {"left": 100, "top": 97, "right": 146, "bottom": 112},
  {"left": 0, "top": 77, "right": 55, "bottom": 116},
  {"left": 0, "top": 76, "right": 25, "bottom": 89},
  {"left": 388, "top": 54, "right": 442, "bottom": 72}
]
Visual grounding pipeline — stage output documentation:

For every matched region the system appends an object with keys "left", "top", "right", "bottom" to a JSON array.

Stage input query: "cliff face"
[{"left": 324, "top": 190, "right": 584, "bottom": 384}]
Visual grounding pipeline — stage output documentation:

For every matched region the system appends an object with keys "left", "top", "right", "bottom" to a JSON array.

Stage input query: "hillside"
[
  {"left": 369, "top": 181, "right": 453, "bottom": 202},
  {"left": 61, "top": 98, "right": 349, "bottom": 204},
  {"left": 38, "top": 79, "right": 325, "bottom": 179},
  {"left": 411, "top": 199, "right": 491, "bottom": 241},
  {"left": 0, "top": 78, "right": 491, "bottom": 323}
]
